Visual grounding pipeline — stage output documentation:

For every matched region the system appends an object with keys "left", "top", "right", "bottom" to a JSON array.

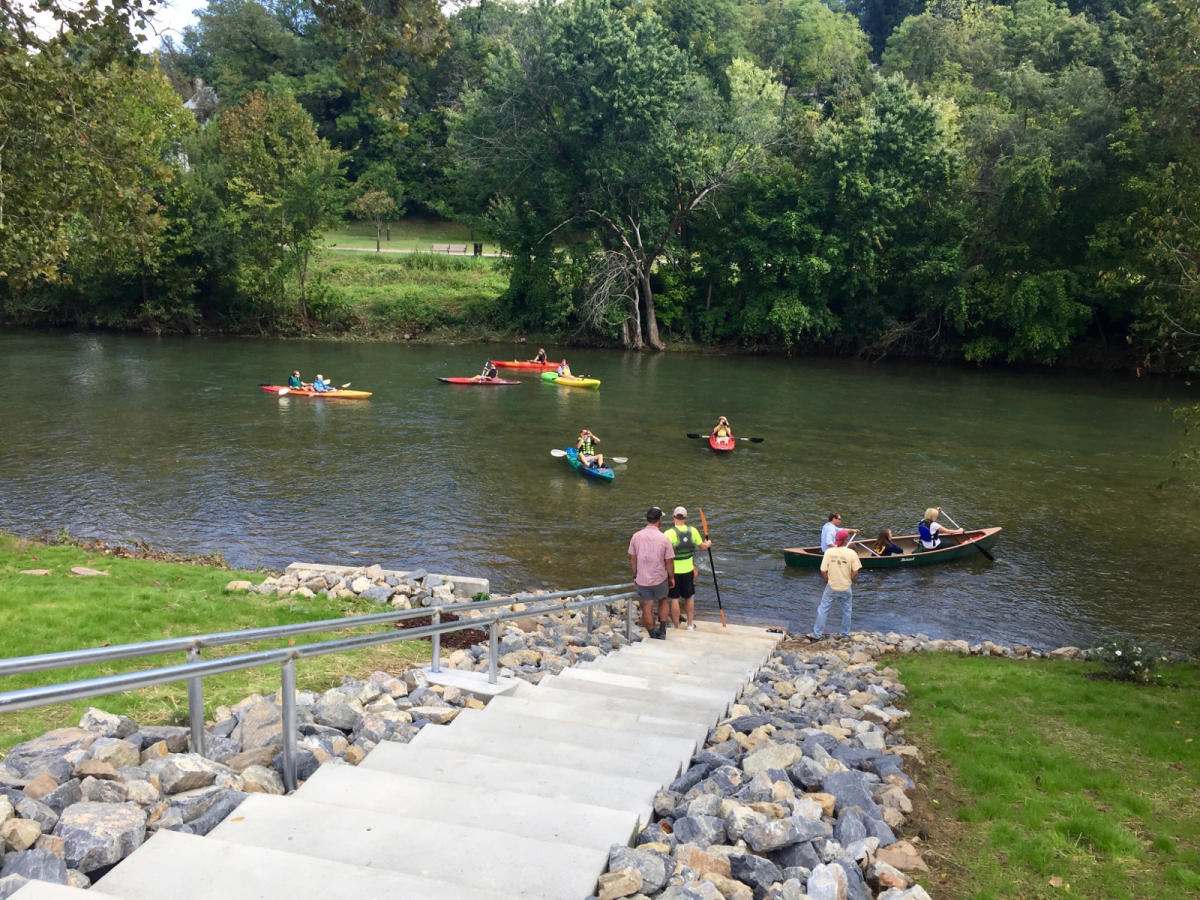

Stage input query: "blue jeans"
[{"left": 813, "top": 584, "right": 852, "bottom": 637}]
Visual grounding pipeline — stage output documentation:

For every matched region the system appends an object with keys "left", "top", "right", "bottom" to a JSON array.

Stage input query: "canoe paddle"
[
  {"left": 940, "top": 510, "right": 994, "bottom": 561},
  {"left": 697, "top": 508, "right": 726, "bottom": 628},
  {"left": 685, "top": 433, "right": 764, "bottom": 443}
]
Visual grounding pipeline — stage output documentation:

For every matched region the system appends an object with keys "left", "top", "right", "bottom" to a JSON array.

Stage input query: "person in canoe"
[
  {"left": 477, "top": 360, "right": 499, "bottom": 381},
  {"left": 820, "top": 512, "right": 843, "bottom": 552},
  {"left": 557, "top": 360, "right": 573, "bottom": 377},
  {"left": 533, "top": 348, "right": 548, "bottom": 363},
  {"left": 287, "top": 370, "right": 305, "bottom": 389},
  {"left": 576, "top": 427, "right": 605, "bottom": 469},
  {"left": 311, "top": 374, "right": 335, "bottom": 393},
  {"left": 917, "top": 507, "right": 961, "bottom": 551},
  {"left": 873, "top": 528, "right": 904, "bottom": 556},
  {"left": 712, "top": 416, "right": 733, "bottom": 438}
]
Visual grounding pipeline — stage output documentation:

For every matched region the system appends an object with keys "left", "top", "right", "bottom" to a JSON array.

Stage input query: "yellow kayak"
[{"left": 541, "top": 372, "right": 601, "bottom": 389}]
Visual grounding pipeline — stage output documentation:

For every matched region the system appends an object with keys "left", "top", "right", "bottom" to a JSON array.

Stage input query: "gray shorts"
[{"left": 636, "top": 581, "right": 669, "bottom": 603}]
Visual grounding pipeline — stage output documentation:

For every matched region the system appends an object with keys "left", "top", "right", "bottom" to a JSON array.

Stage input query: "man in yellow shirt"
[
  {"left": 810, "top": 528, "right": 861, "bottom": 640},
  {"left": 665, "top": 506, "right": 712, "bottom": 630}
]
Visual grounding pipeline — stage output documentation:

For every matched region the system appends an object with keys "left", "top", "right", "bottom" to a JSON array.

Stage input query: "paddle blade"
[
  {"left": 278, "top": 388, "right": 290, "bottom": 396},
  {"left": 744, "top": 436, "right": 765, "bottom": 443},
  {"left": 340, "top": 382, "right": 352, "bottom": 388},
  {"left": 686, "top": 433, "right": 703, "bottom": 439},
  {"left": 699, "top": 507, "right": 709, "bottom": 538},
  {"left": 609, "top": 456, "right": 628, "bottom": 464},
  {"left": 550, "top": 449, "right": 567, "bottom": 457}
]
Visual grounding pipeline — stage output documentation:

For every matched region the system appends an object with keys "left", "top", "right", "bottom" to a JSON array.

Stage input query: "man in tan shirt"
[{"left": 810, "top": 527, "right": 862, "bottom": 640}]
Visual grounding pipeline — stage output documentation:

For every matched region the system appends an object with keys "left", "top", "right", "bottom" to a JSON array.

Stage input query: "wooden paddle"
[
  {"left": 686, "top": 433, "right": 764, "bottom": 442},
  {"left": 939, "top": 510, "right": 994, "bottom": 561},
  {"left": 697, "top": 508, "right": 727, "bottom": 628}
]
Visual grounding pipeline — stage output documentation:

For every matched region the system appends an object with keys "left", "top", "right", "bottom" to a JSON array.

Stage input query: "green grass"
[
  {"left": 324, "top": 217, "right": 502, "bottom": 255},
  {"left": 892, "top": 653, "right": 1200, "bottom": 899},
  {"left": 0, "top": 535, "right": 429, "bottom": 753},
  {"left": 309, "top": 250, "right": 509, "bottom": 337}
]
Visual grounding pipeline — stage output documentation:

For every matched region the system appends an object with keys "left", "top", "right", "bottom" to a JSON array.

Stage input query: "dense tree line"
[{"left": 0, "top": 0, "right": 1196, "bottom": 375}]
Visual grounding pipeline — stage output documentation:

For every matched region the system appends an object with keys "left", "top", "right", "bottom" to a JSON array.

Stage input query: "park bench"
[{"left": 431, "top": 243, "right": 470, "bottom": 254}]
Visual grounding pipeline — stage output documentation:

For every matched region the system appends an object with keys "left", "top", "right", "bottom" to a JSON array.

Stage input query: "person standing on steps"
[
  {"left": 628, "top": 506, "right": 674, "bottom": 640},
  {"left": 810, "top": 527, "right": 861, "bottom": 640},
  {"left": 665, "top": 506, "right": 711, "bottom": 630}
]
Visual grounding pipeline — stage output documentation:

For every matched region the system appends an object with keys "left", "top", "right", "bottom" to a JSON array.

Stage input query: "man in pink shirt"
[{"left": 628, "top": 506, "right": 675, "bottom": 640}]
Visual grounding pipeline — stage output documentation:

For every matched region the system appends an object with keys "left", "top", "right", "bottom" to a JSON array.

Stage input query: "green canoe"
[{"left": 783, "top": 527, "right": 1002, "bottom": 569}]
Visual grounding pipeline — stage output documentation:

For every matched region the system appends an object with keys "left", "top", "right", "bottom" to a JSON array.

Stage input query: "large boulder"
[
  {"left": 53, "top": 802, "right": 147, "bottom": 873},
  {"left": 3, "top": 730, "right": 97, "bottom": 781}
]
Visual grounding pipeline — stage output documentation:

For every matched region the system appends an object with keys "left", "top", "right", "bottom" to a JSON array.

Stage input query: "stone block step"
[
  {"left": 485, "top": 694, "right": 709, "bottom": 745},
  {"left": 691, "top": 621, "right": 785, "bottom": 641},
  {"left": 440, "top": 707, "right": 699, "bottom": 771},
  {"left": 358, "top": 740, "right": 660, "bottom": 820},
  {"left": 409, "top": 717, "right": 685, "bottom": 785},
  {"left": 296, "top": 761, "right": 638, "bottom": 851},
  {"left": 585, "top": 651, "right": 761, "bottom": 682},
  {"left": 209, "top": 793, "right": 602, "bottom": 898},
  {"left": 8, "top": 885, "right": 123, "bottom": 900},
  {"left": 92, "top": 828, "right": 519, "bottom": 900},
  {"left": 553, "top": 667, "right": 734, "bottom": 705}
]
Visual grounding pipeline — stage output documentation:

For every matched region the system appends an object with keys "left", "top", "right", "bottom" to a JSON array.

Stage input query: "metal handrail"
[{"left": 0, "top": 583, "right": 637, "bottom": 791}]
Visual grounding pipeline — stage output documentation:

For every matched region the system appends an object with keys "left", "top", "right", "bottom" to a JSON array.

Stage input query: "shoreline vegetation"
[{"left": 1, "top": 532, "right": 1196, "bottom": 897}]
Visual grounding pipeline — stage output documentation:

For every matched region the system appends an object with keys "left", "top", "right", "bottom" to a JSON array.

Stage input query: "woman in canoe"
[
  {"left": 477, "top": 361, "right": 498, "bottom": 380},
  {"left": 533, "top": 348, "right": 548, "bottom": 363},
  {"left": 311, "top": 374, "right": 335, "bottom": 393},
  {"left": 917, "top": 508, "right": 961, "bottom": 550},
  {"left": 576, "top": 428, "right": 605, "bottom": 469},
  {"left": 712, "top": 416, "right": 733, "bottom": 438},
  {"left": 873, "top": 528, "right": 904, "bottom": 556}
]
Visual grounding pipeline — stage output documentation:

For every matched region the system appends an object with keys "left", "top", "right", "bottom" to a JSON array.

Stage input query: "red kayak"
[
  {"left": 436, "top": 376, "right": 521, "bottom": 386},
  {"left": 709, "top": 434, "right": 735, "bottom": 452},
  {"left": 489, "top": 359, "right": 559, "bottom": 371}
]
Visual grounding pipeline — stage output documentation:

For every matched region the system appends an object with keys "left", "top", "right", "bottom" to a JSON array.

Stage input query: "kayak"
[
  {"left": 436, "top": 376, "right": 521, "bottom": 386},
  {"left": 565, "top": 447, "right": 614, "bottom": 481},
  {"left": 709, "top": 434, "right": 735, "bottom": 452},
  {"left": 490, "top": 359, "right": 559, "bottom": 371},
  {"left": 783, "top": 527, "right": 1002, "bottom": 569},
  {"left": 261, "top": 385, "right": 373, "bottom": 399},
  {"left": 541, "top": 371, "right": 601, "bottom": 389}
]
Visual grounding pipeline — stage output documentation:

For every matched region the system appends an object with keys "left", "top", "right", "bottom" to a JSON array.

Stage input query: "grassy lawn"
[
  {"left": 324, "top": 217, "right": 502, "bottom": 255},
  {"left": 0, "top": 535, "right": 430, "bottom": 754},
  {"left": 892, "top": 652, "right": 1200, "bottom": 899}
]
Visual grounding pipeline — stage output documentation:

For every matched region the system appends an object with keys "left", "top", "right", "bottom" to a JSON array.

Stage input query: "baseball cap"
[
  {"left": 646, "top": 506, "right": 663, "bottom": 522},
  {"left": 834, "top": 528, "right": 851, "bottom": 546},
  {"left": 673, "top": 506, "right": 687, "bottom": 518}
]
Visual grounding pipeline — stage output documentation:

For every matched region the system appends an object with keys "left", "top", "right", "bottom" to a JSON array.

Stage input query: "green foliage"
[{"left": 1089, "top": 635, "right": 1165, "bottom": 683}]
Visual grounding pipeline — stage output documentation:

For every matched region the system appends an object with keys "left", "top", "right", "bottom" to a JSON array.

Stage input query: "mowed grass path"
[
  {"left": 0, "top": 536, "right": 428, "bottom": 754},
  {"left": 893, "top": 653, "right": 1200, "bottom": 899},
  {"left": 324, "top": 218, "right": 501, "bottom": 255}
]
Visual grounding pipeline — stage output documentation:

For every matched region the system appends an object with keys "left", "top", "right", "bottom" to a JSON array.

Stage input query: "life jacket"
[
  {"left": 669, "top": 524, "right": 697, "bottom": 562},
  {"left": 288, "top": 375, "right": 302, "bottom": 388},
  {"left": 918, "top": 520, "right": 937, "bottom": 546},
  {"left": 578, "top": 436, "right": 596, "bottom": 455}
]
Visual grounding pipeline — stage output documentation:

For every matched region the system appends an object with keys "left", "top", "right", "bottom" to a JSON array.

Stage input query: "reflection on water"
[{"left": 2, "top": 331, "right": 1198, "bottom": 652}]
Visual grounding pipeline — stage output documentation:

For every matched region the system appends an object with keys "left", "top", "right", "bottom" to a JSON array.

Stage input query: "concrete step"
[
  {"left": 209, "top": 793, "right": 603, "bottom": 899},
  {"left": 92, "top": 828, "right": 519, "bottom": 900},
  {"left": 296, "top": 761, "right": 638, "bottom": 851},
  {"left": 9, "top": 885, "right": 123, "bottom": 900},
  {"left": 409, "top": 717, "right": 685, "bottom": 785},
  {"left": 440, "top": 707, "right": 699, "bottom": 771},
  {"left": 358, "top": 740, "right": 660, "bottom": 821},
  {"left": 585, "top": 651, "right": 761, "bottom": 682},
  {"left": 535, "top": 672, "right": 732, "bottom": 719},
  {"left": 554, "top": 667, "right": 736, "bottom": 705},
  {"left": 485, "top": 694, "right": 709, "bottom": 745},
  {"left": 691, "top": 621, "right": 785, "bottom": 641}
]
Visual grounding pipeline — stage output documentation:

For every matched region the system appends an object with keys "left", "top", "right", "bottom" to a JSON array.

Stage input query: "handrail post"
[
  {"left": 625, "top": 595, "right": 633, "bottom": 641},
  {"left": 488, "top": 618, "right": 498, "bottom": 685},
  {"left": 186, "top": 646, "right": 205, "bottom": 757},
  {"left": 586, "top": 602, "right": 594, "bottom": 636},
  {"left": 280, "top": 657, "right": 298, "bottom": 793},
  {"left": 431, "top": 608, "right": 442, "bottom": 673}
]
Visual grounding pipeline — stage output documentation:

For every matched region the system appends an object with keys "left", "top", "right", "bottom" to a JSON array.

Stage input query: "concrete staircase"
[{"left": 14, "top": 621, "right": 782, "bottom": 900}]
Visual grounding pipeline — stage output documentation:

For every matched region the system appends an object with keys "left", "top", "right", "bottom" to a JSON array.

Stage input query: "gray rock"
[
  {"left": 231, "top": 700, "right": 283, "bottom": 750},
  {"left": 360, "top": 585, "right": 394, "bottom": 604},
  {"left": 88, "top": 737, "right": 141, "bottom": 770},
  {"left": 2, "top": 729, "right": 97, "bottom": 781},
  {"left": 743, "top": 816, "right": 832, "bottom": 853},
  {"left": 53, "top": 802, "right": 147, "bottom": 874},
  {"left": 80, "top": 776, "right": 128, "bottom": 804},
  {"left": 0, "top": 875, "right": 30, "bottom": 900},
  {"left": 0, "top": 792, "right": 58, "bottom": 832},
  {"left": 137, "top": 726, "right": 190, "bottom": 753},
  {"left": 729, "top": 852, "right": 783, "bottom": 892},
  {"left": 768, "top": 840, "right": 821, "bottom": 871},
  {"left": 158, "top": 755, "right": 231, "bottom": 794},
  {"left": 820, "top": 771, "right": 882, "bottom": 817},
  {"left": 672, "top": 815, "right": 726, "bottom": 847},
  {"left": 174, "top": 790, "right": 246, "bottom": 836},
  {"left": 38, "top": 779, "right": 82, "bottom": 815},
  {"left": 806, "top": 862, "right": 848, "bottom": 900},
  {"left": 834, "top": 808, "right": 868, "bottom": 846},
  {"left": 833, "top": 858, "right": 872, "bottom": 900},
  {"left": 608, "top": 845, "right": 671, "bottom": 893},
  {"left": 78, "top": 709, "right": 138, "bottom": 740},
  {"left": 0, "top": 848, "right": 68, "bottom": 884},
  {"left": 204, "top": 735, "right": 243, "bottom": 764}
]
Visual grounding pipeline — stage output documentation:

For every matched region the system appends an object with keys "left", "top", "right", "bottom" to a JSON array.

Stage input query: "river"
[{"left": 2, "top": 331, "right": 1197, "bottom": 652}]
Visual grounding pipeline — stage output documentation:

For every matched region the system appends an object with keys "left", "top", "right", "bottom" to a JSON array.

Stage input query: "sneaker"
[
  {"left": 687, "top": 623, "right": 696, "bottom": 631},
  {"left": 651, "top": 623, "right": 667, "bottom": 640}
]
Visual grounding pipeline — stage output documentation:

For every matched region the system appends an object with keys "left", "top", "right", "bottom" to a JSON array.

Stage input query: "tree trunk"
[
  {"left": 374, "top": 220, "right": 382, "bottom": 252},
  {"left": 640, "top": 271, "right": 665, "bottom": 350},
  {"left": 298, "top": 246, "right": 310, "bottom": 321},
  {"left": 625, "top": 294, "right": 644, "bottom": 349}
]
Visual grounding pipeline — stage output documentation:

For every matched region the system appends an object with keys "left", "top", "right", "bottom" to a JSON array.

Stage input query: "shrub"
[{"left": 1090, "top": 636, "right": 1164, "bottom": 684}]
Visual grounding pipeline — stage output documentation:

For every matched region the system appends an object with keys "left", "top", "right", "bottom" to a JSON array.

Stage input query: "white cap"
[
  {"left": 673, "top": 506, "right": 687, "bottom": 517},
  {"left": 315, "top": 374, "right": 323, "bottom": 380}
]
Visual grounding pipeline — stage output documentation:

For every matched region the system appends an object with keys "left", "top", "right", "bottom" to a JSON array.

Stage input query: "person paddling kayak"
[
  {"left": 712, "top": 416, "right": 733, "bottom": 438},
  {"left": 287, "top": 370, "right": 305, "bottom": 389},
  {"left": 533, "top": 347, "right": 548, "bottom": 363},
  {"left": 557, "top": 360, "right": 573, "bottom": 377},
  {"left": 477, "top": 360, "right": 499, "bottom": 381},
  {"left": 311, "top": 374, "right": 335, "bottom": 393},
  {"left": 576, "top": 427, "right": 605, "bottom": 469}
]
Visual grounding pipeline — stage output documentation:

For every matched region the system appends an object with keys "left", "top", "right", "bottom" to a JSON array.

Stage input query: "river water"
[{"left": 2, "top": 331, "right": 1197, "bottom": 652}]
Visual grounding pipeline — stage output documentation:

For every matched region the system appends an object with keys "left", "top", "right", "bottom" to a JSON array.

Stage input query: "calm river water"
[{"left": 2, "top": 331, "right": 1197, "bottom": 651}]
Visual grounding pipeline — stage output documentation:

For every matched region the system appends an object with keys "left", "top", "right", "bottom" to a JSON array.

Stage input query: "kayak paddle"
[
  {"left": 697, "top": 508, "right": 726, "bottom": 628},
  {"left": 940, "top": 510, "right": 995, "bottom": 561},
  {"left": 686, "top": 433, "right": 764, "bottom": 442},
  {"left": 550, "top": 449, "right": 628, "bottom": 464}
]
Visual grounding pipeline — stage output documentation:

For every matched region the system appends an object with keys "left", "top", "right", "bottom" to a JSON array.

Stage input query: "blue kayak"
[{"left": 565, "top": 447, "right": 614, "bottom": 481}]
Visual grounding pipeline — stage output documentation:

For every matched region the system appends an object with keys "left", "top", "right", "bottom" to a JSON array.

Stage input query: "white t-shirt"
[
  {"left": 820, "top": 521, "right": 839, "bottom": 552},
  {"left": 920, "top": 520, "right": 943, "bottom": 549}
]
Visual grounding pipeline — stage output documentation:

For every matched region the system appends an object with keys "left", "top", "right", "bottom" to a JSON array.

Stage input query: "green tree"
[{"left": 350, "top": 189, "right": 400, "bottom": 250}]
